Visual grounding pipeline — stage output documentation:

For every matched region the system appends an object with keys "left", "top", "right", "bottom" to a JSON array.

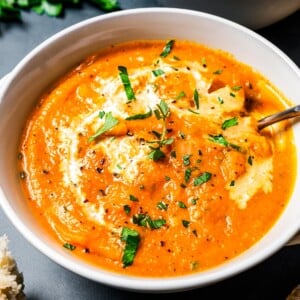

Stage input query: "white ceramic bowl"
[
  {"left": 157, "top": 0, "right": 300, "bottom": 29},
  {"left": 0, "top": 8, "right": 300, "bottom": 292}
]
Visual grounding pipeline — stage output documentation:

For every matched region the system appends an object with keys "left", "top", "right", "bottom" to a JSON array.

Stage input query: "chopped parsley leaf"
[
  {"left": 217, "top": 96, "right": 224, "bottom": 104},
  {"left": 213, "top": 69, "right": 223, "bottom": 75},
  {"left": 193, "top": 172, "right": 212, "bottom": 186},
  {"left": 177, "top": 201, "right": 187, "bottom": 209},
  {"left": 121, "top": 227, "right": 140, "bottom": 267},
  {"left": 193, "top": 89, "right": 200, "bottom": 109},
  {"left": 183, "top": 154, "right": 192, "bottom": 166},
  {"left": 129, "top": 194, "right": 138, "bottom": 202},
  {"left": 230, "top": 180, "right": 235, "bottom": 186},
  {"left": 133, "top": 213, "right": 166, "bottom": 229},
  {"left": 124, "top": 205, "right": 131, "bottom": 215},
  {"left": 118, "top": 66, "right": 136, "bottom": 102},
  {"left": 160, "top": 40, "right": 175, "bottom": 58},
  {"left": 221, "top": 117, "right": 238, "bottom": 130},
  {"left": 176, "top": 91, "right": 186, "bottom": 100},
  {"left": 63, "top": 243, "right": 76, "bottom": 251},
  {"left": 184, "top": 168, "right": 192, "bottom": 183},
  {"left": 157, "top": 201, "right": 168, "bottom": 211},
  {"left": 152, "top": 69, "right": 165, "bottom": 77},
  {"left": 182, "top": 220, "right": 190, "bottom": 228},
  {"left": 248, "top": 155, "right": 254, "bottom": 165},
  {"left": 125, "top": 108, "right": 152, "bottom": 120},
  {"left": 148, "top": 148, "right": 166, "bottom": 161},
  {"left": 88, "top": 111, "right": 119, "bottom": 142},
  {"left": 232, "top": 85, "right": 242, "bottom": 91}
]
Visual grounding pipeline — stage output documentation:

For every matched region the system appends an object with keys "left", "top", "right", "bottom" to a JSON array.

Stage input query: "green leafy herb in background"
[{"left": 0, "top": 0, "right": 119, "bottom": 21}]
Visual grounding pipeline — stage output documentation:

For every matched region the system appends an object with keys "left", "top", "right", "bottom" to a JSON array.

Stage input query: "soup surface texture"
[{"left": 19, "top": 40, "right": 296, "bottom": 277}]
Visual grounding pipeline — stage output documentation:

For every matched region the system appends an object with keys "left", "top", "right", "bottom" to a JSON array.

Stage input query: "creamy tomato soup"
[{"left": 18, "top": 40, "right": 296, "bottom": 276}]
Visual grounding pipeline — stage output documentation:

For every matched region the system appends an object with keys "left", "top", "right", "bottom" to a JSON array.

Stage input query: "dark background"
[{"left": 0, "top": 1, "right": 300, "bottom": 299}]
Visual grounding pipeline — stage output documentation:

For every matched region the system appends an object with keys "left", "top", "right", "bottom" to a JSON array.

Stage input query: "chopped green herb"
[
  {"left": 121, "top": 227, "right": 140, "bottom": 267},
  {"left": 191, "top": 198, "right": 198, "bottom": 205},
  {"left": 116, "top": 164, "right": 122, "bottom": 170},
  {"left": 152, "top": 69, "right": 165, "bottom": 77},
  {"left": 230, "top": 92, "right": 236, "bottom": 97},
  {"left": 63, "top": 243, "right": 76, "bottom": 251},
  {"left": 182, "top": 220, "right": 190, "bottom": 228},
  {"left": 209, "top": 134, "right": 241, "bottom": 151},
  {"left": 123, "top": 205, "right": 131, "bottom": 215},
  {"left": 129, "top": 194, "right": 138, "bottom": 202},
  {"left": 176, "top": 91, "right": 186, "bottom": 100},
  {"left": 184, "top": 168, "right": 192, "bottom": 183},
  {"left": 165, "top": 175, "right": 171, "bottom": 181},
  {"left": 173, "top": 55, "right": 180, "bottom": 61},
  {"left": 217, "top": 96, "right": 224, "bottom": 104},
  {"left": 213, "top": 69, "right": 223, "bottom": 75},
  {"left": 183, "top": 154, "right": 192, "bottom": 166},
  {"left": 32, "top": 0, "right": 63, "bottom": 17},
  {"left": 179, "top": 131, "right": 185, "bottom": 139},
  {"left": 188, "top": 108, "right": 200, "bottom": 115},
  {"left": 230, "top": 180, "right": 235, "bottom": 186},
  {"left": 125, "top": 108, "right": 152, "bottom": 120},
  {"left": 118, "top": 66, "right": 136, "bottom": 102},
  {"left": 193, "top": 89, "right": 200, "bottom": 109},
  {"left": 248, "top": 155, "right": 254, "bottom": 165},
  {"left": 133, "top": 213, "right": 166, "bottom": 229},
  {"left": 193, "top": 172, "right": 212, "bottom": 186},
  {"left": 148, "top": 148, "right": 166, "bottom": 161},
  {"left": 88, "top": 111, "right": 119, "bottom": 142},
  {"left": 170, "top": 150, "right": 176, "bottom": 158},
  {"left": 232, "top": 85, "right": 242, "bottom": 91},
  {"left": 221, "top": 117, "right": 238, "bottom": 130},
  {"left": 99, "top": 111, "right": 105, "bottom": 119},
  {"left": 157, "top": 201, "right": 168, "bottom": 211},
  {"left": 191, "top": 261, "right": 199, "bottom": 270},
  {"left": 177, "top": 201, "right": 187, "bottom": 209},
  {"left": 160, "top": 40, "right": 175, "bottom": 58}
]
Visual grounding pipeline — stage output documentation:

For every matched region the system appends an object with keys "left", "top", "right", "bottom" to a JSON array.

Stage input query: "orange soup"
[{"left": 18, "top": 40, "right": 296, "bottom": 277}]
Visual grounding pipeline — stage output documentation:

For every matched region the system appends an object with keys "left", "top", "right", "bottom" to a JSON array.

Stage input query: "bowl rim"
[{"left": 1, "top": 7, "right": 300, "bottom": 292}]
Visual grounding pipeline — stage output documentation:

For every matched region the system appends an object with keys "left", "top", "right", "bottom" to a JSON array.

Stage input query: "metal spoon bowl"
[{"left": 257, "top": 104, "right": 300, "bottom": 130}]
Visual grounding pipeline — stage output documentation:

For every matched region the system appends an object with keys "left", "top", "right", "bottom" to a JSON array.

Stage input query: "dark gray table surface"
[{"left": 1, "top": 2, "right": 300, "bottom": 299}]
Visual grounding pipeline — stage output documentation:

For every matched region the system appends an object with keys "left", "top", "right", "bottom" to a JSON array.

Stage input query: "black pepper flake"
[
  {"left": 127, "top": 131, "right": 134, "bottom": 136},
  {"left": 160, "top": 241, "right": 165, "bottom": 247},
  {"left": 99, "top": 189, "right": 106, "bottom": 196},
  {"left": 17, "top": 153, "right": 23, "bottom": 160},
  {"left": 83, "top": 199, "right": 89, "bottom": 203},
  {"left": 19, "top": 171, "right": 26, "bottom": 180},
  {"left": 84, "top": 248, "right": 90, "bottom": 253},
  {"left": 43, "top": 169, "right": 49, "bottom": 174},
  {"left": 99, "top": 158, "right": 105, "bottom": 165},
  {"left": 96, "top": 167, "right": 103, "bottom": 174}
]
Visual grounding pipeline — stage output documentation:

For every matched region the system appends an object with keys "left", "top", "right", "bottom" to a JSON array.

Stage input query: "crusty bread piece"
[{"left": 0, "top": 235, "right": 25, "bottom": 300}]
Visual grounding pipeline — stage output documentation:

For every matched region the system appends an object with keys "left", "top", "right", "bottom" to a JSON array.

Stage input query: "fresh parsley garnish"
[
  {"left": 221, "top": 117, "right": 238, "bottom": 130},
  {"left": 157, "top": 201, "right": 168, "bottom": 211},
  {"left": 177, "top": 201, "right": 187, "bottom": 209},
  {"left": 118, "top": 65, "right": 136, "bottom": 102},
  {"left": 160, "top": 40, "right": 175, "bottom": 58},
  {"left": 133, "top": 213, "right": 166, "bottom": 229},
  {"left": 129, "top": 194, "right": 138, "bottom": 202},
  {"left": 213, "top": 69, "right": 223, "bottom": 75},
  {"left": 152, "top": 69, "right": 165, "bottom": 77},
  {"left": 88, "top": 111, "right": 119, "bottom": 142},
  {"left": 63, "top": 243, "right": 76, "bottom": 251},
  {"left": 121, "top": 227, "right": 140, "bottom": 267},
  {"left": 123, "top": 205, "right": 131, "bottom": 215},
  {"left": 232, "top": 85, "right": 242, "bottom": 91},
  {"left": 193, "top": 89, "right": 200, "bottom": 109},
  {"left": 193, "top": 172, "right": 212, "bottom": 186},
  {"left": 184, "top": 168, "right": 192, "bottom": 183},
  {"left": 148, "top": 100, "right": 173, "bottom": 161},
  {"left": 182, "top": 220, "right": 190, "bottom": 228},
  {"left": 0, "top": 0, "right": 119, "bottom": 21},
  {"left": 183, "top": 154, "right": 192, "bottom": 166},
  {"left": 208, "top": 134, "right": 241, "bottom": 151},
  {"left": 176, "top": 91, "right": 186, "bottom": 100},
  {"left": 125, "top": 108, "right": 152, "bottom": 120}
]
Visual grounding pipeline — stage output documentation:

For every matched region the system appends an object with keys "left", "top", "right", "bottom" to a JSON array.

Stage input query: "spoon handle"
[{"left": 257, "top": 104, "right": 300, "bottom": 130}]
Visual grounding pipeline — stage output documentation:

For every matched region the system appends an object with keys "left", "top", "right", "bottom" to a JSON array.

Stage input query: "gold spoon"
[{"left": 258, "top": 104, "right": 300, "bottom": 130}]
